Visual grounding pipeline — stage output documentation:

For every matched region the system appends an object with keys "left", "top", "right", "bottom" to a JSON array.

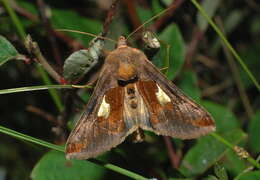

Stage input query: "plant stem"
[
  {"left": 0, "top": 85, "right": 73, "bottom": 95},
  {"left": 25, "top": 35, "right": 62, "bottom": 83},
  {"left": 1, "top": 0, "right": 26, "bottom": 40},
  {"left": 1, "top": 0, "right": 64, "bottom": 112},
  {"left": 0, "top": 125, "right": 149, "bottom": 180},
  {"left": 36, "top": 64, "right": 64, "bottom": 111},
  {"left": 0, "top": 125, "right": 63, "bottom": 152},
  {"left": 211, "top": 132, "right": 260, "bottom": 169},
  {"left": 91, "top": 159, "right": 149, "bottom": 180},
  {"left": 190, "top": 0, "right": 260, "bottom": 91},
  {"left": 216, "top": 17, "right": 254, "bottom": 119}
]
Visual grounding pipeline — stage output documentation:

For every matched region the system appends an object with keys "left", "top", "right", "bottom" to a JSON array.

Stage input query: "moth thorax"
[{"left": 117, "top": 62, "right": 137, "bottom": 81}]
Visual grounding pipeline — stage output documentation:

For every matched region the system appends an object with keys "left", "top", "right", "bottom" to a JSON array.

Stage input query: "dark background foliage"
[{"left": 0, "top": 0, "right": 259, "bottom": 179}]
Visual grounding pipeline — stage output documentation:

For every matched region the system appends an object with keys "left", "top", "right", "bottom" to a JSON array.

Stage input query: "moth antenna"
[
  {"left": 126, "top": 4, "right": 176, "bottom": 40},
  {"left": 56, "top": 29, "right": 117, "bottom": 43},
  {"left": 160, "top": 67, "right": 169, "bottom": 71}
]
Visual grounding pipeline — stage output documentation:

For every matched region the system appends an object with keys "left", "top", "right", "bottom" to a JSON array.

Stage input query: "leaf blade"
[{"left": 0, "top": 35, "right": 19, "bottom": 66}]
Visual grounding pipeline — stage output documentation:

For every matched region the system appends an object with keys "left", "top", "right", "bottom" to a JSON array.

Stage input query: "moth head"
[{"left": 117, "top": 36, "right": 127, "bottom": 48}]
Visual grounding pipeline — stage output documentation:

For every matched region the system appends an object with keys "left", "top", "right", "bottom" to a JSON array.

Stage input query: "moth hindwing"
[{"left": 65, "top": 36, "right": 215, "bottom": 160}]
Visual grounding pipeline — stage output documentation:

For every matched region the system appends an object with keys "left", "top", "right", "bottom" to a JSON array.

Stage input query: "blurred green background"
[{"left": 0, "top": 0, "right": 260, "bottom": 179}]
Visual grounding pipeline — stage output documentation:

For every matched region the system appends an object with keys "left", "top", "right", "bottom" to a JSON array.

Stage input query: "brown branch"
[
  {"left": 25, "top": 35, "right": 62, "bottom": 83},
  {"left": 185, "top": 27, "right": 204, "bottom": 68},
  {"left": 202, "top": 78, "right": 233, "bottom": 97},
  {"left": 37, "top": 0, "right": 62, "bottom": 69},
  {"left": 103, "top": 0, "right": 120, "bottom": 36},
  {"left": 52, "top": 30, "right": 85, "bottom": 50},
  {"left": 123, "top": 0, "right": 142, "bottom": 30},
  {"left": 215, "top": 17, "right": 254, "bottom": 119},
  {"left": 10, "top": 0, "right": 84, "bottom": 50},
  {"left": 26, "top": 105, "right": 67, "bottom": 144},
  {"left": 246, "top": 0, "right": 260, "bottom": 12},
  {"left": 196, "top": 54, "right": 220, "bottom": 69},
  {"left": 163, "top": 136, "right": 181, "bottom": 169},
  {"left": 26, "top": 105, "right": 57, "bottom": 124},
  {"left": 153, "top": 0, "right": 186, "bottom": 31},
  {"left": 10, "top": 0, "right": 39, "bottom": 21}
]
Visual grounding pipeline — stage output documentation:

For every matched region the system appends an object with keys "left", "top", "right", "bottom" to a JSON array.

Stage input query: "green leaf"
[
  {"left": 152, "top": 0, "right": 164, "bottom": 14},
  {"left": 248, "top": 111, "right": 260, "bottom": 153},
  {"left": 179, "top": 70, "right": 201, "bottom": 102},
  {"left": 153, "top": 24, "right": 185, "bottom": 80},
  {"left": 31, "top": 151, "right": 107, "bottom": 180},
  {"left": 179, "top": 129, "right": 246, "bottom": 177},
  {"left": 223, "top": 10, "right": 246, "bottom": 35},
  {"left": 16, "top": 0, "right": 38, "bottom": 16},
  {"left": 214, "top": 163, "right": 228, "bottom": 180},
  {"left": 203, "top": 176, "right": 219, "bottom": 180},
  {"left": 197, "top": 0, "right": 221, "bottom": 31},
  {"left": 235, "top": 171, "right": 260, "bottom": 180},
  {"left": 201, "top": 101, "right": 240, "bottom": 133},
  {"left": 222, "top": 150, "right": 247, "bottom": 176},
  {"left": 136, "top": 6, "right": 153, "bottom": 24},
  {"left": 169, "top": 178, "right": 193, "bottom": 180},
  {"left": 161, "top": 0, "right": 172, "bottom": 6},
  {"left": 51, "top": 9, "right": 102, "bottom": 46},
  {"left": 0, "top": 35, "right": 19, "bottom": 66},
  {"left": 251, "top": 16, "right": 260, "bottom": 35}
]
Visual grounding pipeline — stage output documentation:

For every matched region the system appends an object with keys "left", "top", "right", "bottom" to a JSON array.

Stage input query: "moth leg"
[
  {"left": 85, "top": 49, "right": 113, "bottom": 86},
  {"left": 85, "top": 67, "right": 102, "bottom": 86}
]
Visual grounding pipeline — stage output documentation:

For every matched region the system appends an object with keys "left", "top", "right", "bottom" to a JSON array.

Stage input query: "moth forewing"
[
  {"left": 65, "top": 64, "right": 128, "bottom": 159},
  {"left": 137, "top": 55, "right": 215, "bottom": 139},
  {"left": 65, "top": 36, "right": 215, "bottom": 160}
]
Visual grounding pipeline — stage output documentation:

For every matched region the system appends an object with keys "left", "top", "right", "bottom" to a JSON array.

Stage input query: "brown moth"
[{"left": 65, "top": 36, "right": 216, "bottom": 160}]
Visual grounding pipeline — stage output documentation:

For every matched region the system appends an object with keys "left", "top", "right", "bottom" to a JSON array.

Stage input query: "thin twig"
[
  {"left": 153, "top": 0, "right": 185, "bottom": 30},
  {"left": 1, "top": 0, "right": 26, "bottom": 40},
  {"left": 215, "top": 17, "right": 254, "bottom": 119},
  {"left": 1, "top": 0, "right": 64, "bottom": 112},
  {"left": 123, "top": 0, "right": 142, "bottom": 30},
  {"left": 211, "top": 132, "right": 260, "bottom": 169},
  {"left": 196, "top": 54, "right": 220, "bottom": 69},
  {"left": 202, "top": 78, "right": 233, "bottom": 97},
  {"left": 26, "top": 105, "right": 57, "bottom": 124},
  {"left": 10, "top": 0, "right": 39, "bottom": 21},
  {"left": 9, "top": 0, "right": 84, "bottom": 50},
  {"left": 191, "top": 0, "right": 260, "bottom": 91},
  {"left": 103, "top": 0, "right": 120, "bottom": 36},
  {"left": 126, "top": 1, "right": 180, "bottom": 40},
  {"left": 185, "top": 27, "right": 204, "bottom": 68},
  {"left": 163, "top": 136, "right": 180, "bottom": 169},
  {"left": 52, "top": 30, "right": 84, "bottom": 50},
  {"left": 25, "top": 35, "right": 63, "bottom": 83},
  {"left": 0, "top": 125, "right": 150, "bottom": 180},
  {"left": 37, "top": 0, "right": 63, "bottom": 68},
  {"left": 246, "top": 0, "right": 260, "bottom": 13}
]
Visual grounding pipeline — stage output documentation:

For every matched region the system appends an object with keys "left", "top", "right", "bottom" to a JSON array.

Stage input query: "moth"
[{"left": 65, "top": 36, "right": 216, "bottom": 160}]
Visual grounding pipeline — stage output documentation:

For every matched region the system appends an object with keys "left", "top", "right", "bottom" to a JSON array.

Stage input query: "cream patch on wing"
[
  {"left": 156, "top": 84, "right": 171, "bottom": 105},
  {"left": 97, "top": 96, "right": 110, "bottom": 118}
]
